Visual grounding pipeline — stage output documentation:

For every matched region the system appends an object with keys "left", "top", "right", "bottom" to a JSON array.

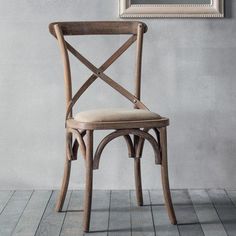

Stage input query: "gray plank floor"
[{"left": 0, "top": 189, "right": 235, "bottom": 236}]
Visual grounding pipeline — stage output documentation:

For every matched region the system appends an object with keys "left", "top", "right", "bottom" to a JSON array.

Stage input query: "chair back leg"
[
  {"left": 160, "top": 127, "right": 177, "bottom": 225},
  {"left": 56, "top": 158, "right": 71, "bottom": 211}
]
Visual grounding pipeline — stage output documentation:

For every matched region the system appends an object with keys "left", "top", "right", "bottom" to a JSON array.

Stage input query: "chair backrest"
[{"left": 49, "top": 21, "right": 148, "bottom": 120}]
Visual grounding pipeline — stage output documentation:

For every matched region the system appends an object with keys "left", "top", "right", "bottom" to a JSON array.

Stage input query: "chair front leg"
[
  {"left": 134, "top": 135, "right": 143, "bottom": 206},
  {"left": 134, "top": 158, "right": 143, "bottom": 206},
  {"left": 160, "top": 127, "right": 177, "bottom": 225},
  {"left": 83, "top": 130, "right": 94, "bottom": 232},
  {"left": 56, "top": 133, "right": 72, "bottom": 212}
]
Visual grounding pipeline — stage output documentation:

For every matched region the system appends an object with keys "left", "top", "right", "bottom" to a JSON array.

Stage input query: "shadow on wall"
[{"left": 225, "top": 0, "right": 232, "bottom": 18}]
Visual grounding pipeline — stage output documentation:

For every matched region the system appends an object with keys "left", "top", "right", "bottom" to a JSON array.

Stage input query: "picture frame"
[{"left": 119, "top": 0, "right": 224, "bottom": 18}]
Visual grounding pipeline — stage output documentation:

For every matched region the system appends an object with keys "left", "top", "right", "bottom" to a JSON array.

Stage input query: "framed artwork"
[{"left": 119, "top": 0, "right": 224, "bottom": 18}]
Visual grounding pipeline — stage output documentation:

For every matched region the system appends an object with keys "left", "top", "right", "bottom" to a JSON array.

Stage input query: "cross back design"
[{"left": 49, "top": 21, "right": 148, "bottom": 120}]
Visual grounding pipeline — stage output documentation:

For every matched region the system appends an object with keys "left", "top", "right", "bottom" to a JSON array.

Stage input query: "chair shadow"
[{"left": 63, "top": 201, "right": 236, "bottom": 235}]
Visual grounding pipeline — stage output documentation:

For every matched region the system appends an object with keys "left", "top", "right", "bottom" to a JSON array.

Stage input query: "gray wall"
[{"left": 0, "top": 0, "right": 235, "bottom": 190}]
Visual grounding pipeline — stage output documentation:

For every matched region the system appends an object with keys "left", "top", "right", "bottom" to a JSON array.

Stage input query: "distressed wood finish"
[
  {"left": 159, "top": 127, "right": 177, "bottom": 225},
  {"left": 49, "top": 21, "right": 147, "bottom": 36},
  {"left": 83, "top": 130, "right": 94, "bottom": 232},
  {"left": 49, "top": 21, "right": 176, "bottom": 232},
  {"left": 93, "top": 129, "right": 161, "bottom": 170},
  {"left": 55, "top": 158, "right": 71, "bottom": 212}
]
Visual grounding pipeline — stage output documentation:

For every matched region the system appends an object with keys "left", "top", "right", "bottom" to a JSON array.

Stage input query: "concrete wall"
[{"left": 0, "top": 0, "right": 235, "bottom": 190}]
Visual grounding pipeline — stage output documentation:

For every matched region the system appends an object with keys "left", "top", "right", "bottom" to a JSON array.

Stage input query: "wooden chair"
[{"left": 49, "top": 21, "right": 177, "bottom": 232}]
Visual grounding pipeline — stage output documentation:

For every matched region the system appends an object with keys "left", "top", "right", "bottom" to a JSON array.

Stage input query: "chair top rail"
[{"left": 49, "top": 21, "right": 147, "bottom": 36}]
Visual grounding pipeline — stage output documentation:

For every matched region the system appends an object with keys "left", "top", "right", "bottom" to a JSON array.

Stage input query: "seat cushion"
[{"left": 74, "top": 108, "right": 161, "bottom": 123}]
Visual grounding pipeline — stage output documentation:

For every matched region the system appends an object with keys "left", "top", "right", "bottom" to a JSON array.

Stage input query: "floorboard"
[
  {"left": 60, "top": 190, "right": 84, "bottom": 236},
  {"left": 208, "top": 189, "right": 236, "bottom": 236},
  {"left": 35, "top": 190, "right": 71, "bottom": 236},
  {"left": 85, "top": 190, "right": 111, "bottom": 236},
  {"left": 150, "top": 190, "right": 179, "bottom": 236},
  {"left": 188, "top": 189, "right": 227, "bottom": 236},
  {"left": 108, "top": 190, "right": 131, "bottom": 236},
  {"left": 0, "top": 190, "right": 32, "bottom": 236},
  {"left": 11, "top": 190, "right": 52, "bottom": 236},
  {"left": 0, "top": 189, "right": 235, "bottom": 236},
  {"left": 172, "top": 189, "right": 204, "bottom": 236},
  {"left": 226, "top": 190, "right": 236, "bottom": 207},
  {"left": 130, "top": 190, "right": 155, "bottom": 236},
  {"left": 0, "top": 190, "right": 14, "bottom": 214}
]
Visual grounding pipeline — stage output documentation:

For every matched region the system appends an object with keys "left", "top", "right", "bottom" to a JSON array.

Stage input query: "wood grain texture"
[
  {"left": 49, "top": 21, "right": 147, "bottom": 36},
  {"left": 0, "top": 191, "right": 32, "bottom": 236},
  {"left": 49, "top": 21, "right": 175, "bottom": 232},
  {"left": 189, "top": 189, "right": 227, "bottom": 236},
  {"left": 12, "top": 190, "right": 52, "bottom": 236},
  {"left": 35, "top": 190, "right": 72, "bottom": 236},
  {"left": 83, "top": 130, "right": 94, "bottom": 232},
  {"left": 93, "top": 129, "right": 161, "bottom": 170},
  {"left": 55, "top": 158, "right": 71, "bottom": 212},
  {"left": 160, "top": 128, "right": 177, "bottom": 225},
  {"left": 65, "top": 35, "right": 137, "bottom": 121},
  {"left": 150, "top": 190, "right": 179, "bottom": 236},
  {"left": 108, "top": 190, "right": 131, "bottom": 236}
]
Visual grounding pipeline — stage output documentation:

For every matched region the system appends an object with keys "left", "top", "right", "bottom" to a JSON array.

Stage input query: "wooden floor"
[{"left": 0, "top": 189, "right": 236, "bottom": 236}]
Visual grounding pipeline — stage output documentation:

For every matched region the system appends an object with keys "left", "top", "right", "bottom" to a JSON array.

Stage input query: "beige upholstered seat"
[{"left": 74, "top": 108, "right": 161, "bottom": 123}]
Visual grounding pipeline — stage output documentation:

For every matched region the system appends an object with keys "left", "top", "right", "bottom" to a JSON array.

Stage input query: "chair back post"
[
  {"left": 54, "top": 24, "right": 73, "bottom": 118},
  {"left": 134, "top": 23, "right": 144, "bottom": 103}
]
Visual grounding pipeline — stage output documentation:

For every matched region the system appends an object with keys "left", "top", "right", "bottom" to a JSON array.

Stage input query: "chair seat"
[
  {"left": 74, "top": 108, "right": 161, "bottom": 122},
  {"left": 67, "top": 108, "right": 169, "bottom": 130}
]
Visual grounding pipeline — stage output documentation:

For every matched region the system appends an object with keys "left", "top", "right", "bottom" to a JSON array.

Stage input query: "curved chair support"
[
  {"left": 135, "top": 128, "right": 161, "bottom": 164},
  {"left": 93, "top": 129, "right": 160, "bottom": 170},
  {"left": 135, "top": 128, "right": 150, "bottom": 158},
  {"left": 71, "top": 139, "right": 79, "bottom": 160},
  {"left": 71, "top": 130, "right": 86, "bottom": 160},
  {"left": 123, "top": 134, "right": 135, "bottom": 157},
  {"left": 67, "top": 128, "right": 86, "bottom": 159}
]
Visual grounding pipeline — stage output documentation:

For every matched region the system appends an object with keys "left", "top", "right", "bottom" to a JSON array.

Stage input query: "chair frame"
[{"left": 49, "top": 21, "right": 177, "bottom": 232}]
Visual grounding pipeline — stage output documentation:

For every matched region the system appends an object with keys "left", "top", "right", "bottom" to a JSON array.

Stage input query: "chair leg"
[
  {"left": 56, "top": 157, "right": 71, "bottom": 211},
  {"left": 83, "top": 130, "right": 94, "bottom": 232},
  {"left": 160, "top": 127, "right": 177, "bottom": 225},
  {"left": 134, "top": 158, "right": 143, "bottom": 206}
]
